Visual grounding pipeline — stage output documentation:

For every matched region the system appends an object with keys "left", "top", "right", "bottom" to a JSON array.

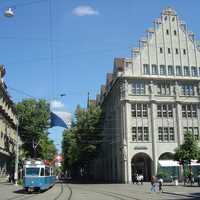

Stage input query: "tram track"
[
  {"left": 64, "top": 184, "right": 73, "bottom": 200},
  {"left": 52, "top": 182, "right": 72, "bottom": 200},
  {"left": 53, "top": 183, "right": 64, "bottom": 200}
]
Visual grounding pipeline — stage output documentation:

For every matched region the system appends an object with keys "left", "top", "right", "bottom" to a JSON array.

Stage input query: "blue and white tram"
[{"left": 23, "top": 160, "right": 56, "bottom": 192}]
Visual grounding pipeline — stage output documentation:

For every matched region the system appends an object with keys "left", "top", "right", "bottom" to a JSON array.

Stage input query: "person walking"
[{"left": 150, "top": 176, "right": 156, "bottom": 192}]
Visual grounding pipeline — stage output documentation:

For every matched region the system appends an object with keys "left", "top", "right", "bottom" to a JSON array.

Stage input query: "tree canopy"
[
  {"left": 16, "top": 98, "right": 56, "bottom": 160},
  {"left": 174, "top": 132, "right": 200, "bottom": 163},
  {"left": 62, "top": 104, "right": 102, "bottom": 179}
]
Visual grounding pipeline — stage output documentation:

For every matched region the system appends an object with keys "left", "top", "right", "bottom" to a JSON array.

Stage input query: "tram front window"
[{"left": 26, "top": 168, "right": 40, "bottom": 176}]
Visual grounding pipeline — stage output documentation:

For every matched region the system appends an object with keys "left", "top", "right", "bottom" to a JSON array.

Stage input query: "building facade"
[
  {"left": 95, "top": 7, "right": 200, "bottom": 183},
  {"left": 0, "top": 65, "right": 18, "bottom": 178}
]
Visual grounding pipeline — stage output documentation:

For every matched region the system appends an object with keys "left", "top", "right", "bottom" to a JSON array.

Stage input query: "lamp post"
[{"left": 14, "top": 120, "right": 19, "bottom": 185}]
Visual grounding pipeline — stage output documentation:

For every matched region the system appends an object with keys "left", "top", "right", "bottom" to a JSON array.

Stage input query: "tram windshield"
[{"left": 26, "top": 167, "right": 40, "bottom": 176}]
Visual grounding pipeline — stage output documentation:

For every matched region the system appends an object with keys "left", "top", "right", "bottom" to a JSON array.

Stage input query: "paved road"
[{"left": 1, "top": 181, "right": 200, "bottom": 200}]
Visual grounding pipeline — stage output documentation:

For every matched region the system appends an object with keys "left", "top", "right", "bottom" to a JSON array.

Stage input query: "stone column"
[{"left": 150, "top": 102, "right": 158, "bottom": 176}]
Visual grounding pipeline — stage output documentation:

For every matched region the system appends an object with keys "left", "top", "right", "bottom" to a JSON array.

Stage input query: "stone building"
[
  {"left": 0, "top": 65, "right": 18, "bottom": 178},
  {"left": 95, "top": 7, "right": 200, "bottom": 183}
]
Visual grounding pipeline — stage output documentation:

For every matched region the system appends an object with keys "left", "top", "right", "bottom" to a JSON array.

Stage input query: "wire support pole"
[{"left": 14, "top": 120, "right": 19, "bottom": 185}]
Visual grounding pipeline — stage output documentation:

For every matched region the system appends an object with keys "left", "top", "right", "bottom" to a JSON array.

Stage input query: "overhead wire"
[{"left": 0, "top": 0, "right": 49, "bottom": 9}]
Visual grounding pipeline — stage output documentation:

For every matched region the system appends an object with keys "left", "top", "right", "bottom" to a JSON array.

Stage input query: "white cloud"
[
  {"left": 50, "top": 100, "right": 65, "bottom": 110},
  {"left": 72, "top": 5, "right": 99, "bottom": 17}
]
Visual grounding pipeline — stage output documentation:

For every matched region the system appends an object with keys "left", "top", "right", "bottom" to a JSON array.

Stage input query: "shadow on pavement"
[{"left": 163, "top": 191, "right": 200, "bottom": 200}]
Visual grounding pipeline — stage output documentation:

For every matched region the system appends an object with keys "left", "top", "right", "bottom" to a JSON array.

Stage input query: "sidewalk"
[{"left": 0, "top": 177, "right": 7, "bottom": 183}]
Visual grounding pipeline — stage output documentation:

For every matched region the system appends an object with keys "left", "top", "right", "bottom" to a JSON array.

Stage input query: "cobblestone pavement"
[{"left": 1, "top": 181, "right": 200, "bottom": 200}]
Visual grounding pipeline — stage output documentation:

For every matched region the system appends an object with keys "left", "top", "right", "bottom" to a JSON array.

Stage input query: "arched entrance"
[
  {"left": 159, "top": 152, "right": 174, "bottom": 160},
  {"left": 158, "top": 152, "right": 178, "bottom": 181},
  {"left": 131, "top": 153, "right": 152, "bottom": 181}
]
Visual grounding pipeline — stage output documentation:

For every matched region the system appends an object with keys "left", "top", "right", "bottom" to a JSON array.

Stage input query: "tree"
[
  {"left": 16, "top": 98, "right": 56, "bottom": 160},
  {"left": 62, "top": 104, "right": 102, "bottom": 179},
  {"left": 62, "top": 129, "right": 79, "bottom": 177},
  {"left": 174, "top": 132, "right": 200, "bottom": 181}
]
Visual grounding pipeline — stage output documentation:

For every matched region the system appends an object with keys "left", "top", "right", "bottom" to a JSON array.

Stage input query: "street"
[{"left": 1, "top": 181, "right": 200, "bottom": 200}]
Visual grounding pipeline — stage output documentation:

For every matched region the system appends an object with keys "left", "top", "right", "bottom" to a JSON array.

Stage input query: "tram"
[{"left": 23, "top": 159, "right": 56, "bottom": 192}]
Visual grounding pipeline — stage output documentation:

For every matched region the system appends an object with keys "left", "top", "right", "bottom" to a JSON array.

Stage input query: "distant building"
[
  {"left": 0, "top": 65, "right": 18, "bottom": 178},
  {"left": 95, "top": 7, "right": 200, "bottom": 183}
]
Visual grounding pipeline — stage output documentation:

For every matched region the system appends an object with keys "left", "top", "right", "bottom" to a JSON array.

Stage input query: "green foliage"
[
  {"left": 62, "top": 129, "right": 79, "bottom": 171},
  {"left": 174, "top": 132, "right": 200, "bottom": 163},
  {"left": 157, "top": 171, "right": 169, "bottom": 178},
  {"left": 17, "top": 179, "right": 23, "bottom": 185},
  {"left": 62, "top": 104, "right": 102, "bottom": 178},
  {"left": 16, "top": 98, "right": 56, "bottom": 160}
]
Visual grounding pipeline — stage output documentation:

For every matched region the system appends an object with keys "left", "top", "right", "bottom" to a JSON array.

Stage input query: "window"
[
  {"left": 164, "top": 127, "right": 169, "bottom": 141},
  {"left": 152, "top": 64, "right": 158, "bottom": 75},
  {"left": 164, "top": 16, "right": 167, "bottom": 21},
  {"left": 174, "top": 30, "right": 177, "bottom": 35},
  {"left": 183, "top": 49, "right": 186, "bottom": 55},
  {"left": 182, "top": 104, "right": 197, "bottom": 118},
  {"left": 192, "top": 105, "right": 197, "bottom": 117},
  {"left": 132, "top": 127, "right": 137, "bottom": 141},
  {"left": 157, "top": 83, "right": 171, "bottom": 95},
  {"left": 143, "top": 64, "right": 150, "bottom": 75},
  {"left": 163, "top": 105, "right": 167, "bottom": 117},
  {"left": 193, "top": 128, "right": 199, "bottom": 140},
  {"left": 45, "top": 167, "right": 50, "bottom": 176},
  {"left": 182, "top": 105, "right": 186, "bottom": 117},
  {"left": 158, "top": 127, "right": 175, "bottom": 142},
  {"left": 131, "top": 104, "right": 148, "bottom": 117},
  {"left": 157, "top": 105, "right": 162, "bottom": 117},
  {"left": 142, "top": 104, "right": 148, "bottom": 117},
  {"left": 132, "top": 82, "right": 146, "bottom": 95},
  {"left": 172, "top": 17, "right": 175, "bottom": 22},
  {"left": 166, "top": 29, "right": 169, "bottom": 35},
  {"left": 158, "top": 127, "right": 163, "bottom": 141},
  {"left": 181, "top": 85, "right": 194, "bottom": 96},
  {"left": 160, "top": 47, "right": 163, "bottom": 54},
  {"left": 184, "top": 66, "right": 190, "bottom": 76},
  {"left": 168, "top": 65, "right": 174, "bottom": 75},
  {"left": 168, "top": 105, "right": 173, "bottom": 117},
  {"left": 176, "top": 66, "right": 182, "bottom": 76},
  {"left": 137, "top": 104, "right": 142, "bottom": 117},
  {"left": 144, "top": 127, "right": 149, "bottom": 141},
  {"left": 131, "top": 104, "right": 136, "bottom": 117},
  {"left": 168, "top": 48, "right": 171, "bottom": 54},
  {"left": 138, "top": 127, "right": 143, "bottom": 141},
  {"left": 160, "top": 65, "right": 166, "bottom": 75},
  {"left": 40, "top": 168, "right": 45, "bottom": 176},
  {"left": 157, "top": 104, "right": 173, "bottom": 117},
  {"left": 169, "top": 128, "right": 175, "bottom": 140},
  {"left": 183, "top": 127, "right": 199, "bottom": 140},
  {"left": 191, "top": 66, "right": 198, "bottom": 77},
  {"left": 175, "top": 48, "right": 179, "bottom": 54},
  {"left": 132, "top": 127, "right": 149, "bottom": 142},
  {"left": 26, "top": 168, "right": 40, "bottom": 176}
]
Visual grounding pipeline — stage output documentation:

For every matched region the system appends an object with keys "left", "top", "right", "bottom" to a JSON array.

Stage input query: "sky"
[{"left": 0, "top": 0, "right": 200, "bottom": 152}]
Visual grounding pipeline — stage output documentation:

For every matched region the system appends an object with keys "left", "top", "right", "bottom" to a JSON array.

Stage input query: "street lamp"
[
  {"left": 14, "top": 120, "right": 19, "bottom": 185},
  {"left": 4, "top": 8, "right": 14, "bottom": 17}
]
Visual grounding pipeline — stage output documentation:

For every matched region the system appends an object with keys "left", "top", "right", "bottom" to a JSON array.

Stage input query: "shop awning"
[
  {"left": 159, "top": 160, "right": 200, "bottom": 167},
  {"left": 159, "top": 160, "right": 179, "bottom": 167}
]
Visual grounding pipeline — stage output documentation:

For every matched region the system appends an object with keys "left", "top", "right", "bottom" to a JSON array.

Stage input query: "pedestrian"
[
  {"left": 138, "top": 174, "right": 144, "bottom": 185},
  {"left": 150, "top": 176, "right": 156, "bottom": 192},
  {"left": 158, "top": 177, "right": 163, "bottom": 192}
]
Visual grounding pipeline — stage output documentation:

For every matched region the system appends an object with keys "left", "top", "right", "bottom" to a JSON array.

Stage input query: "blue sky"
[{"left": 0, "top": 0, "right": 200, "bottom": 151}]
